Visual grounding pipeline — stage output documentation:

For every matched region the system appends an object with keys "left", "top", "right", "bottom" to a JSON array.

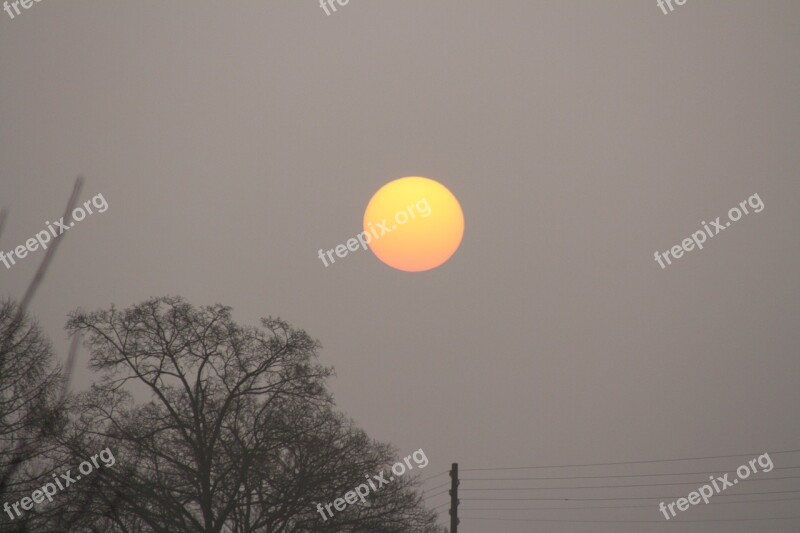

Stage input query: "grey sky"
[{"left": 2, "top": 1, "right": 799, "bottom": 531}]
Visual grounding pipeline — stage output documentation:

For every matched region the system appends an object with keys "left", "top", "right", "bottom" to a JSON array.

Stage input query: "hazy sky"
[{"left": 2, "top": 1, "right": 799, "bottom": 531}]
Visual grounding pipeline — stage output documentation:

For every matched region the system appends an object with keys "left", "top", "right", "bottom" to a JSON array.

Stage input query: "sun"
[{"left": 363, "top": 176, "right": 464, "bottom": 272}]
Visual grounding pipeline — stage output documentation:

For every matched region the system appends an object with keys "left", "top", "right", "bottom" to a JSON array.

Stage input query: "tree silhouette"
[
  {"left": 0, "top": 178, "right": 83, "bottom": 533},
  {"left": 59, "top": 297, "right": 444, "bottom": 532},
  {"left": 0, "top": 300, "right": 68, "bottom": 532}
]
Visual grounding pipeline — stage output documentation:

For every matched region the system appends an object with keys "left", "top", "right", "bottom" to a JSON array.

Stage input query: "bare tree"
[
  {"left": 0, "top": 177, "right": 83, "bottom": 532},
  {"left": 0, "top": 300, "right": 69, "bottom": 532},
  {"left": 62, "top": 297, "right": 443, "bottom": 532}
]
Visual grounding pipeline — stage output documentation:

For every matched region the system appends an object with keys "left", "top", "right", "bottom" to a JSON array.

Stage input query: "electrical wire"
[
  {"left": 418, "top": 470, "right": 448, "bottom": 483},
  {"left": 461, "top": 448, "right": 800, "bottom": 472},
  {"left": 423, "top": 481, "right": 450, "bottom": 493},
  {"left": 461, "top": 465, "right": 800, "bottom": 481},
  {"left": 458, "top": 495, "right": 800, "bottom": 511},
  {"left": 460, "top": 515, "right": 800, "bottom": 523},
  {"left": 461, "top": 489, "right": 800, "bottom": 501},
  {"left": 458, "top": 474, "right": 800, "bottom": 491},
  {"left": 422, "top": 489, "right": 450, "bottom": 501}
]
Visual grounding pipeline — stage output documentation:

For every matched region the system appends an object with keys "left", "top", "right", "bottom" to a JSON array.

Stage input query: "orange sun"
[{"left": 363, "top": 177, "right": 464, "bottom": 272}]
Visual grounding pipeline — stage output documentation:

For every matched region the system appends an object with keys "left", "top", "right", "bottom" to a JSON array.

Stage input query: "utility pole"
[{"left": 449, "top": 463, "right": 459, "bottom": 533}]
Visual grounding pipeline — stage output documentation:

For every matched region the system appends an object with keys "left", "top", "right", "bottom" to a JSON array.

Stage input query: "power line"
[
  {"left": 462, "top": 514, "right": 800, "bottom": 523},
  {"left": 458, "top": 474, "right": 800, "bottom": 491},
  {"left": 431, "top": 501, "right": 450, "bottom": 511},
  {"left": 461, "top": 489, "right": 800, "bottom": 501},
  {"left": 422, "top": 476, "right": 450, "bottom": 494},
  {"left": 461, "top": 448, "right": 800, "bottom": 472},
  {"left": 461, "top": 465, "right": 800, "bottom": 481},
  {"left": 419, "top": 470, "right": 448, "bottom": 483},
  {"left": 422, "top": 489, "right": 450, "bottom": 501},
  {"left": 459, "top": 495, "right": 800, "bottom": 511}
]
